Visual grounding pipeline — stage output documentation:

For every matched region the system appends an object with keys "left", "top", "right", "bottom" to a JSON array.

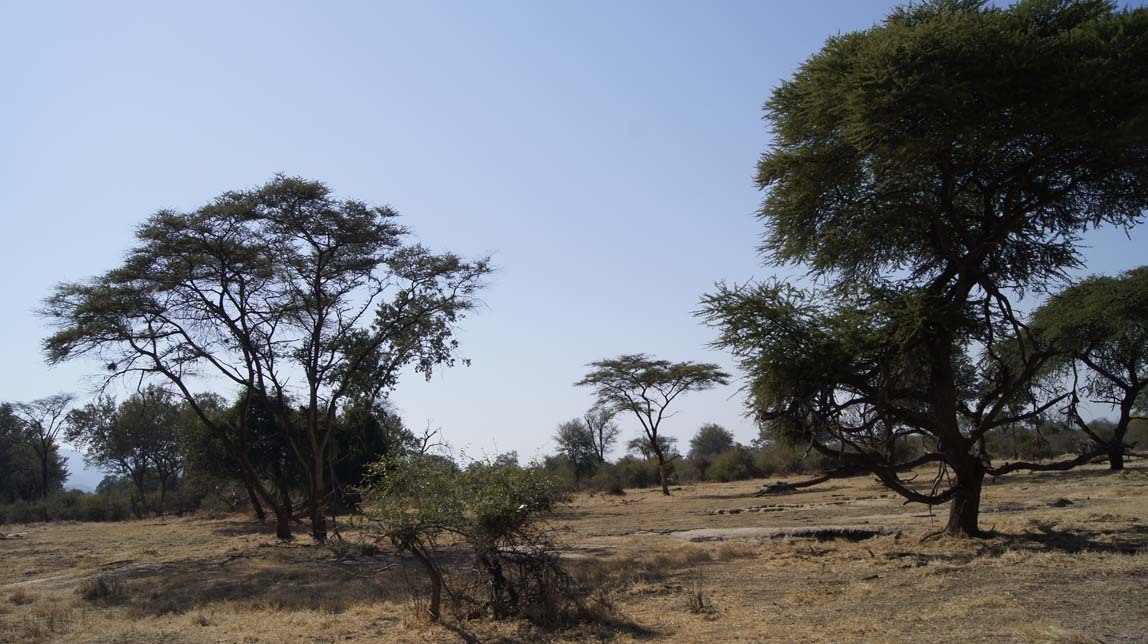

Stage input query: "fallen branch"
[
  {"left": 0, "top": 532, "right": 27, "bottom": 540},
  {"left": 754, "top": 474, "right": 833, "bottom": 495}
]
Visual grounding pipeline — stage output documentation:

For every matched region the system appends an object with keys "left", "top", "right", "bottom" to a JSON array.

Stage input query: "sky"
[{"left": 2, "top": 1, "right": 1146, "bottom": 488}]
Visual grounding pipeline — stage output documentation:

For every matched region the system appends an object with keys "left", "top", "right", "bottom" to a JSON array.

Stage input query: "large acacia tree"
[
  {"left": 43, "top": 176, "right": 491, "bottom": 541},
  {"left": 576, "top": 354, "right": 729, "bottom": 495},
  {"left": 1028, "top": 266, "right": 1148, "bottom": 470},
  {"left": 703, "top": 0, "right": 1148, "bottom": 536}
]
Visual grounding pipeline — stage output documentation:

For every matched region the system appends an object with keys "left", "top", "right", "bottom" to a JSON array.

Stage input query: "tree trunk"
[
  {"left": 242, "top": 478, "right": 267, "bottom": 521},
  {"left": 1107, "top": 445, "right": 1125, "bottom": 471},
  {"left": 411, "top": 547, "right": 443, "bottom": 622},
  {"left": 157, "top": 477, "right": 168, "bottom": 516},
  {"left": 944, "top": 462, "right": 985, "bottom": 537},
  {"left": 656, "top": 452, "right": 670, "bottom": 496},
  {"left": 134, "top": 471, "right": 149, "bottom": 517},
  {"left": 273, "top": 505, "right": 292, "bottom": 541},
  {"left": 40, "top": 449, "right": 51, "bottom": 500},
  {"left": 310, "top": 474, "right": 328, "bottom": 543}
]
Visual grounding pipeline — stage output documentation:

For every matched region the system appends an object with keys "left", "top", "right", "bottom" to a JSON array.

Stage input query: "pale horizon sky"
[{"left": 3, "top": 1, "right": 1145, "bottom": 488}]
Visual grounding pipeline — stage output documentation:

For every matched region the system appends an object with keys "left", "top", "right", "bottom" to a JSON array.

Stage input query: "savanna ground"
[{"left": 2, "top": 463, "right": 1146, "bottom": 643}]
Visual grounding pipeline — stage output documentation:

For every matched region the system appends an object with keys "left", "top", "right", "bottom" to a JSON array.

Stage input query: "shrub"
[
  {"left": 753, "top": 442, "right": 826, "bottom": 477},
  {"left": 706, "top": 447, "right": 757, "bottom": 482},
  {"left": 360, "top": 455, "right": 574, "bottom": 623},
  {"left": 77, "top": 575, "right": 123, "bottom": 601}
]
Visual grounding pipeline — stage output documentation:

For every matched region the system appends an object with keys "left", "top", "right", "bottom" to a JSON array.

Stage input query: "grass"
[{"left": 0, "top": 462, "right": 1146, "bottom": 642}]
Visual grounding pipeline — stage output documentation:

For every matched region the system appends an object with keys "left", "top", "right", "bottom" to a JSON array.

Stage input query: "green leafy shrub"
[
  {"left": 360, "top": 455, "right": 575, "bottom": 623},
  {"left": 706, "top": 447, "right": 758, "bottom": 482}
]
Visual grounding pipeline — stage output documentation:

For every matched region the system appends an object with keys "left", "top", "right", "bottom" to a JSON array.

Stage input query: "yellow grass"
[{"left": 1, "top": 463, "right": 1146, "bottom": 642}]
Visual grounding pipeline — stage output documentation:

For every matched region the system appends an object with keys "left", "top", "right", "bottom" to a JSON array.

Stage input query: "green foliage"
[
  {"left": 66, "top": 387, "right": 188, "bottom": 517},
  {"left": 688, "top": 424, "right": 735, "bottom": 460},
  {"left": 361, "top": 454, "right": 570, "bottom": 621},
  {"left": 703, "top": 0, "right": 1148, "bottom": 534},
  {"left": 1028, "top": 266, "right": 1148, "bottom": 463},
  {"left": 758, "top": 0, "right": 1148, "bottom": 287},
  {"left": 705, "top": 447, "right": 757, "bottom": 483},
  {"left": 577, "top": 353, "right": 730, "bottom": 494},
  {"left": 42, "top": 175, "right": 492, "bottom": 540},
  {"left": 0, "top": 403, "right": 68, "bottom": 503},
  {"left": 0, "top": 490, "right": 131, "bottom": 525},
  {"left": 553, "top": 419, "right": 601, "bottom": 481},
  {"left": 625, "top": 434, "right": 679, "bottom": 461}
]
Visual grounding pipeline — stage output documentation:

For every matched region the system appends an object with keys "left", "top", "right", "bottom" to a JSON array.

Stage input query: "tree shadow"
[
  {"left": 987, "top": 463, "right": 1147, "bottom": 488},
  {"left": 209, "top": 520, "right": 278, "bottom": 538},
  {"left": 986, "top": 522, "right": 1148, "bottom": 556}
]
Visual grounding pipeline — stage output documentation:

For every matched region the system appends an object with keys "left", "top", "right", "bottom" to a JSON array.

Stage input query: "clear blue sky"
[{"left": 2, "top": 1, "right": 1145, "bottom": 486}]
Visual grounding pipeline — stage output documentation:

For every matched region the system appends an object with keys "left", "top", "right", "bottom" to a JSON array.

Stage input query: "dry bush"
[
  {"left": 7, "top": 587, "right": 34, "bottom": 606},
  {"left": 714, "top": 542, "right": 758, "bottom": 561},
  {"left": 77, "top": 574, "right": 124, "bottom": 601},
  {"left": 1, "top": 603, "right": 80, "bottom": 642},
  {"left": 684, "top": 573, "right": 717, "bottom": 618}
]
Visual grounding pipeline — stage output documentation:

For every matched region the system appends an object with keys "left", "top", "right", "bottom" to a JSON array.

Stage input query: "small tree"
[
  {"left": 13, "top": 394, "right": 73, "bottom": 500},
  {"left": 553, "top": 419, "right": 599, "bottom": 482},
  {"left": 361, "top": 455, "right": 567, "bottom": 622},
  {"left": 1, "top": 403, "right": 67, "bottom": 503},
  {"left": 66, "top": 388, "right": 185, "bottom": 516},
  {"left": 688, "top": 424, "right": 735, "bottom": 460},
  {"left": 577, "top": 353, "right": 729, "bottom": 495},
  {"left": 625, "top": 434, "right": 679, "bottom": 462},
  {"left": 583, "top": 406, "right": 620, "bottom": 463},
  {"left": 1029, "top": 266, "right": 1148, "bottom": 470},
  {"left": 688, "top": 423, "right": 736, "bottom": 479}
]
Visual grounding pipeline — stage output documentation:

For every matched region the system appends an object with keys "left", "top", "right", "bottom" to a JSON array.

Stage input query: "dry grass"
[{"left": 1, "top": 462, "right": 1146, "bottom": 642}]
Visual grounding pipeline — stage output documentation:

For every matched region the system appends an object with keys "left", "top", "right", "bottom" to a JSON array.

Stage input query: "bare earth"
[{"left": 2, "top": 463, "right": 1146, "bottom": 643}]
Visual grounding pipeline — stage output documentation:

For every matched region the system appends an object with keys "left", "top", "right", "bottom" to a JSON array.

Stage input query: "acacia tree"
[
  {"left": 552, "top": 419, "right": 599, "bottom": 482},
  {"left": 1, "top": 403, "right": 67, "bottom": 503},
  {"left": 1028, "top": 266, "right": 1148, "bottom": 470},
  {"left": 702, "top": 0, "right": 1148, "bottom": 536},
  {"left": 13, "top": 394, "right": 73, "bottom": 500},
  {"left": 583, "top": 405, "right": 620, "bottom": 463},
  {"left": 577, "top": 354, "right": 729, "bottom": 495},
  {"left": 43, "top": 176, "right": 490, "bottom": 541}
]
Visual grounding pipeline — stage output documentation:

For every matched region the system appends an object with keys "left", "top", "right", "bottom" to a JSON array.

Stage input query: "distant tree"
[
  {"left": 1, "top": 403, "right": 66, "bottom": 503},
  {"left": 66, "top": 388, "right": 184, "bottom": 516},
  {"left": 688, "top": 424, "right": 735, "bottom": 460},
  {"left": 583, "top": 405, "right": 620, "bottom": 463},
  {"left": 688, "top": 423, "right": 736, "bottom": 479},
  {"left": 13, "top": 394, "right": 73, "bottom": 500},
  {"left": 1028, "top": 266, "right": 1148, "bottom": 470},
  {"left": 43, "top": 176, "right": 491, "bottom": 541},
  {"left": 577, "top": 354, "right": 729, "bottom": 495},
  {"left": 553, "top": 419, "right": 599, "bottom": 482},
  {"left": 702, "top": 0, "right": 1148, "bottom": 536},
  {"left": 625, "top": 434, "right": 679, "bottom": 462}
]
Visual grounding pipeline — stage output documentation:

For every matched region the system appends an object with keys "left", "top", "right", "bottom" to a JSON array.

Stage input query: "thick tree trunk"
[
  {"left": 273, "top": 505, "right": 292, "bottom": 541},
  {"left": 944, "top": 462, "right": 985, "bottom": 537},
  {"left": 1107, "top": 446, "right": 1125, "bottom": 471}
]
